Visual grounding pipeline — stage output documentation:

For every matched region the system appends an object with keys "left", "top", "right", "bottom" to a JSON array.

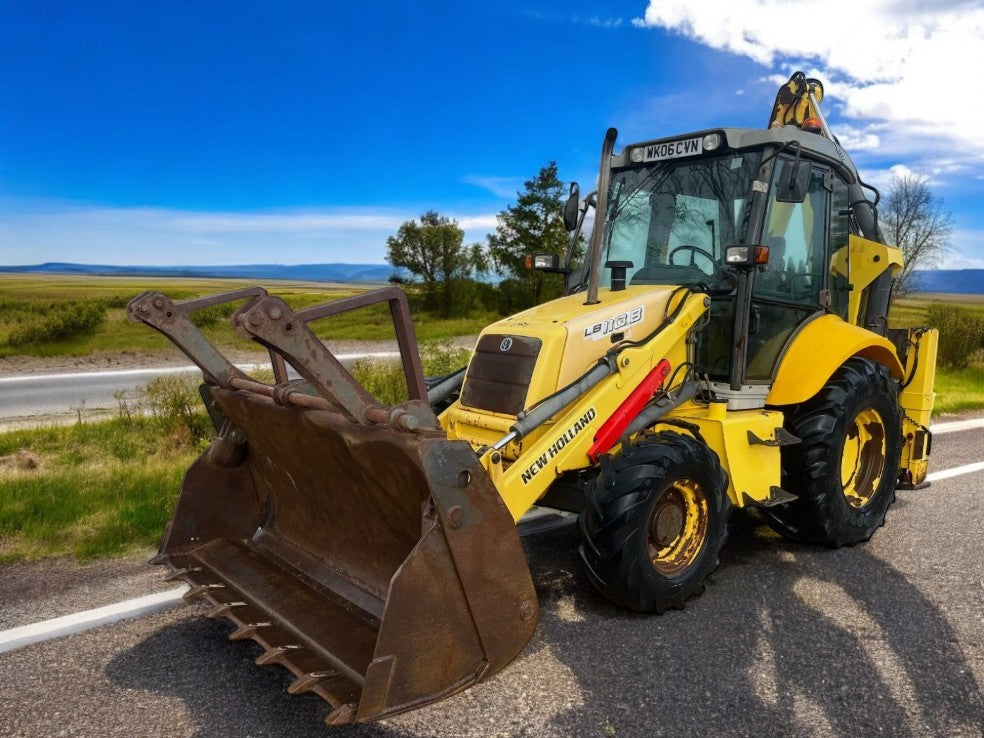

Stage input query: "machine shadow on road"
[
  {"left": 524, "top": 517, "right": 984, "bottom": 737},
  {"left": 105, "top": 515, "right": 983, "bottom": 737}
]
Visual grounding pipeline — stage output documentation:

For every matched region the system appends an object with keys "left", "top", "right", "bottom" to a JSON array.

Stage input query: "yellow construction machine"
[{"left": 128, "top": 72, "right": 938, "bottom": 724}]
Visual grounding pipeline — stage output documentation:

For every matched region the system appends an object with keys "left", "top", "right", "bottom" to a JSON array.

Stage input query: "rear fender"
[{"left": 767, "top": 315, "right": 904, "bottom": 406}]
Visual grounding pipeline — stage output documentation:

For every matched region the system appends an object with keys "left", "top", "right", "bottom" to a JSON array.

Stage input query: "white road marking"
[
  {"left": 0, "top": 586, "right": 188, "bottom": 654},
  {"left": 0, "top": 352, "right": 401, "bottom": 384},
  {"left": 927, "top": 461, "right": 984, "bottom": 482},
  {"left": 930, "top": 417, "right": 984, "bottom": 435}
]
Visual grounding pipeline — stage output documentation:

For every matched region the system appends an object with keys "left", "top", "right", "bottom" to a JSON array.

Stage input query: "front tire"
[
  {"left": 763, "top": 357, "right": 903, "bottom": 547},
  {"left": 578, "top": 431, "right": 731, "bottom": 613}
]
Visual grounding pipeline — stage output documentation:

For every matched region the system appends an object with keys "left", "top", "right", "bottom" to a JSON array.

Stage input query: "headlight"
[
  {"left": 702, "top": 133, "right": 721, "bottom": 151},
  {"left": 629, "top": 147, "right": 645, "bottom": 163}
]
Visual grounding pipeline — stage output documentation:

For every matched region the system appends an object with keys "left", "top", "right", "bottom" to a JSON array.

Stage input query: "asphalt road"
[
  {"left": 0, "top": 355, "right": 395, "bottom": 422},
  {"left": 0, "top": 366, "right": 209, "bottom": 419},
  {"left": 1, "top": 422, "right": 982, "bottom": 737}
]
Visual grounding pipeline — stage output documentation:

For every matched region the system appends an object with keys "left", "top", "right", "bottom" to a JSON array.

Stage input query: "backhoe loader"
[{"left": 127, "top": 72, "right": 937, "bottom": 725}]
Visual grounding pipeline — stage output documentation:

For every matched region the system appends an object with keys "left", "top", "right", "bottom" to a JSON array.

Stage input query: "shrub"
[
  {"left": 189, "top": 302, "right": 237, "bottom": 329},
  {"left": 349, "top": 341, "right": 471, "bottom": 406},
  {"left": 141, "top": 376, "right": 211, "bottom": 446},
  {"left": 4, "top": 299, "right": 107, "bottom": 346},
  {"left": 925, "top": 303, "right": 984, "bottom": 368}
]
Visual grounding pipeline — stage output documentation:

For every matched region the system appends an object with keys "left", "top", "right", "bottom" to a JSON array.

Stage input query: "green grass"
[
  {"left": 0, "top": 417, "right": 197, "bottom": 562},
  {"left": 933, "top": 366, "right": 984, "bottom": 416},
  {"left": 890, "top": 292, "right": 984, "bottom": 329},
  {"left": 891, "top": 293, "right": 984, "bottom": 413},
  {"left": 0, "top": 342, "right": 473, "bottom": 562},
  {"left": 0, "top": 274, "right": 497, "bottom": 358}
]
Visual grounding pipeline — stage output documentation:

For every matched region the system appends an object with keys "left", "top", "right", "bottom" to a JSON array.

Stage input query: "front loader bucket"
[{"left": 127, "top": 287, "right": 538, "bottom": 724}]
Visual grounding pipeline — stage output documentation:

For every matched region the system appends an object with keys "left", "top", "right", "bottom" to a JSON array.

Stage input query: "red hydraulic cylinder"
[{"left": 587, "top": 359, "right": 671, "bottom": 463}]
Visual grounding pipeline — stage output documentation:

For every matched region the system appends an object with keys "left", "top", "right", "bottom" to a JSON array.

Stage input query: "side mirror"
[
  {"left": 776, "top": 159, "right": 811, "bottom": 203},
  {"left": 563, "top": 182, "right": 580, "bottom": 232}
]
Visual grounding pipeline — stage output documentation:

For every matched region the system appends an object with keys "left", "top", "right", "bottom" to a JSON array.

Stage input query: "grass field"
[
  {"left": 890, "top": 292, "right": 984, "bottom": 414},
  {"left": 890, "top": 292, "right": 984, "bottom": 328},
  {"left": 1, "top": 279, "right": 982, "bottom": 562},
  {"left": 0, "top": 343, "right": 470, "bottom": 562},
  {"left": 0, "top": 416, "right": 198, "bottom": 562},
  {"left": 0, "top": 274, "right": 498, "bottom": 358}
]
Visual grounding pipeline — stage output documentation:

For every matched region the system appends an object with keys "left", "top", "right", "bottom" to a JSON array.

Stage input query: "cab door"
[{"left": 745, "top": 158, "right": 831, "bottom": 381}]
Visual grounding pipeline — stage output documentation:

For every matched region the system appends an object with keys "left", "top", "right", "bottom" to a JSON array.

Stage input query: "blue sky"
[{"left": 2, "top": 0, "right": 982, "bottom": 269}]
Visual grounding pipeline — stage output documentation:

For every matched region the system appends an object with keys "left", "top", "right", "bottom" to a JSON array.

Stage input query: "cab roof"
[{"left": 612, "top": 125, "right": 859, "bottom": 183}]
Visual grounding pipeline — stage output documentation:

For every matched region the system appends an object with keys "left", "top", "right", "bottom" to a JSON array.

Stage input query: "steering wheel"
[{"left": 668, "top": 244, "right": 715, "bottom": 268}]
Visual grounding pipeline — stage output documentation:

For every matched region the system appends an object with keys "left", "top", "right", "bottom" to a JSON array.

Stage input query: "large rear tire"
[
  {"left": 578, "top": 431, "right": 731, "bottom": 613},
  {"left": 763, "top": 357, "right": 902, "bottom": 547}
]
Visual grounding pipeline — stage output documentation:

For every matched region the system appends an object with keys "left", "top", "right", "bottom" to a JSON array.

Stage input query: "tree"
[
  {"left": 487, "top": 162, "right": 569, "bottom": 309},
  {"left": 386, "top": 211, "right": 482, "bottom": 315},
  {"left": 883, "top": 174, "right": 953, "bottom": 294}
]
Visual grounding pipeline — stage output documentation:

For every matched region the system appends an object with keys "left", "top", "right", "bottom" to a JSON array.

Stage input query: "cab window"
[
  {"left": 745, "top": 160, "right": 829, "bottom": 381},
  {"left": 755, "top": 161, "right": 828, "bottom": 306}
]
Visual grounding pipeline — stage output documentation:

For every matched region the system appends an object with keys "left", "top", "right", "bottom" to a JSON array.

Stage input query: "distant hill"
[
  {"left": 1, "top": 262, "right": 980, "bottom": 294},
  {"left": 0, "top": 262, "right": 400, "bottom": 283},
  {"left": 911, "top": 269, "right": 984, "bottom": 295}
]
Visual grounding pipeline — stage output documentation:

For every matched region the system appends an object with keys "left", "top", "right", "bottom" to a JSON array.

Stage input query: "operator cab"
[{"left": 558, "top": 126, "right": 860, "bottom": 408}]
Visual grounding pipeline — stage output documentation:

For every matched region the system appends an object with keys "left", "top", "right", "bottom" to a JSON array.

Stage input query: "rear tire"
[
  {"left": 763, "top": 357, "right": 902, "bottom": 547},
  {"left": 578, "top": 431, "right": 731, "bottom": 613}
]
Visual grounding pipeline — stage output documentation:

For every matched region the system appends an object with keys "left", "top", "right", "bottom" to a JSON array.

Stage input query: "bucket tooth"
[
  {"left": 183, "top": 583, "right": 225, "bottom": 601},
  {"left": 288, "top": 670, "right": 338, "bottom": 695},
  {"left": 207, "top": 601, "right": 246, "bottom": 618},
  {"left": 228, "top": 621, "right": 272, "bottom": 641},
  {"left": 255, "top": 644, "right": 302, "bottom": 666},
  {"left": 324, "top": 703, "right": 358, "bottom": 725},
  {"left": 164, "top": 566, "right": 203, "bottom": 582}
]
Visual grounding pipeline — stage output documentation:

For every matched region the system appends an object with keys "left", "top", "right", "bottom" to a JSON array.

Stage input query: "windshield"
[{"left": 600, "top": 150, "right": 762, "bottom": 290}]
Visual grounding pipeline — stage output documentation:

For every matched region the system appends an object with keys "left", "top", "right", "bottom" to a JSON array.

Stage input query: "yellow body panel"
[
  {"left": 489, "top": 285, "right": 677, "bottom": 397},
  {"left": 442, "top": 288, "right": 706, "bottom": 521},
  {"left": 898, "top": 327, "right": 938, "bottom": 486},
  {"left": 767, "top": 314, "right": 904, "bottom": 406},
  {"left": 830, "top": 235, "right": 904, "bottom": 326},
  {"left": 671, "top": 402, "right": 785, "bottom": 506},
  {"left": 443, "top": 285, "right": 687, "bottom": 463}
]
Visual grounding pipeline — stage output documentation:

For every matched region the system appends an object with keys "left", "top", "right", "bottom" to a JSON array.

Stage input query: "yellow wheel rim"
[
  {"left": 647, "top": 479, "right": 709, "bottom": 575},
  {"left": 840, "top": 407, "right": 887, "bottom": 508}
]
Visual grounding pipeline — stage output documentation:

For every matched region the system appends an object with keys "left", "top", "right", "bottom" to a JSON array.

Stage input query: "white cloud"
[
  {"left": 583, "top": 16, "right": 623, "bottom": 29},
  {"left": 633, "top": 1, "right": 984, "bottom": 164},
  {"left": 462, "top": 175, "right": 524, "bottom": 199},
  {"left": 860, "top": 163, "right": 924, "bottom": 191},
  {"left": 527, "top": 11, "right": 624, "bottom": 29},
  {"left": 0, "top": 199, "right": 498, "bottom": 266},
  {"left": 832, "top": 124, "right": 881, "bottom": 152},
  {"left": 942, "top": 229, "right": 984, "bottom": 269},
  {"left": 457, "top": 214, "right": 499, "bottom": 231}
]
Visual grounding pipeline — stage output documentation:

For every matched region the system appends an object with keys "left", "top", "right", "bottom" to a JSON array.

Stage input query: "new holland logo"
[
  {"left": 500, "top": 337, "right": 513, "bottom": 351},
  {"left": 583, "top": 306, "right": 644, "bottom": 341},
  {"left": 520, "top": 407, "right": 597, "bottom": 485}
]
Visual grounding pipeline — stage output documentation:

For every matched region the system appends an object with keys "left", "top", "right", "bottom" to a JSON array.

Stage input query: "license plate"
[{"left": 642, "top": 136, "right": 703, "bottom": 162}]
